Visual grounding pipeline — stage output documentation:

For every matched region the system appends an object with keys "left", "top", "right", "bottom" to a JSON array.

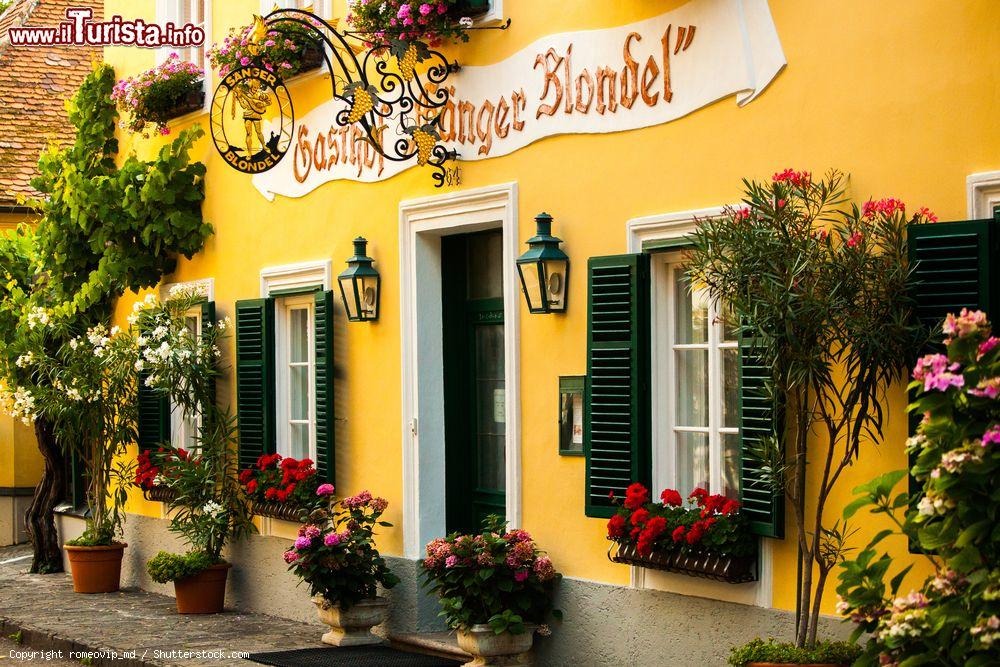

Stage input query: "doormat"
[{"left": 246, "top": 646, "right": 464, "bottom": 667}]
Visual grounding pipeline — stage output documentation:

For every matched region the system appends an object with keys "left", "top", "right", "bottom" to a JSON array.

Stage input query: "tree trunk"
[{"left": 24, "top": 419, "right": 65, "bottom": 574}]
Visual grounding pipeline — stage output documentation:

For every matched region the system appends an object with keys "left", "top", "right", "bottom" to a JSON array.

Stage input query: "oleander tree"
[
  {"left": 685, "top": 169, "right": 929, "bottom": 647},
  {"left": 0, "top": 63, "right": 211, "bottom": 572}
]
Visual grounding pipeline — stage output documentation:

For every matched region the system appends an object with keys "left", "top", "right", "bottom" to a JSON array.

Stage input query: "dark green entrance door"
[{"left": 442, "top": 231, "right": 506, "bottom": 534}]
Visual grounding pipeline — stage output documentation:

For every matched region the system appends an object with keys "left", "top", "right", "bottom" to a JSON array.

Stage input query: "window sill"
[
  {"left": 252, "top": 501, "right": 309, "bottom": 523},
  {"left": 53, "top": 503, "right": 89, "bottom": 519},
  {"left": 142, "top": 486, "right": 177, "bottom": 503},
  {"left": 609, "top": 542, "right": 757, "bottom": 584}
]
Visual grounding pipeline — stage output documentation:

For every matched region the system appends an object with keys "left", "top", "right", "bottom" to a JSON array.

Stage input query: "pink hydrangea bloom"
[
  {"left": 445, "top": 555, "right": 459, "bottom": 568},
  {"left": 283, "top": 549, "right": 299, "bottom": 563},
  {"left": 912, "top": 354, "right": 964, "bottom": 392},
  {"left": 294, "top": 535, "right": 312, "bottom": 549},
  {"left": 324, "top": 532, "right": 342, "bottom": 547},
  {"left": 316, "top": 483, "right": 335, "bottom": 496},
  {"left": 969, "top": 377, "right": 1000, "bottom": 399},
  {"left": 943, "top": 308, "right": 989, "bottom": 343},
  {"left": 514, "top": 570, "right": 529, "bottom": 582},
  {"left": 978, "top": 337, "right": 1000, "bottom": 359},
  {"left": 982, "top": 425, "right": 1000, "bottom": 447}
]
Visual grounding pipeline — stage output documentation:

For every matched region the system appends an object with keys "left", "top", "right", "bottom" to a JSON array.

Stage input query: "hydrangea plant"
[
  {"left": 420, "top": 516, "right": 561, "bottom": 636},
  {"left": 836, "top": 310, "right": 1000, "bottom": 665}
]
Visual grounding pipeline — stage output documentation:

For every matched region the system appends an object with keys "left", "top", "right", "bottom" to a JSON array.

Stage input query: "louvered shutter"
[
  {"left": 906, "top": 218, "right": 998, "bottom": 507},
  {"left": 137, "top": 314, "right": 169, "bottom": 452},
  {"left": 584, "top": 254, "right": 651, "bottom": 518},
  {"left": 738, "top": 334, "right": 784, "bottom": 538},
  {"left": 314, "top": 290, "right": 335, "bottom": 484},
  {"left": 236, "top": 298, "right": 276, "bottom": 471}
]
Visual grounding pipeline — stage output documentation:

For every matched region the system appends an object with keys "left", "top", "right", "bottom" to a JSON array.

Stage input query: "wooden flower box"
[
  {"left": 294, "top": 44, "right": 324, "bottom": 75},
  {"left": 142, "top": 486, "right": 177, "bottom": 503},
  {"left": 252, "top": 501, "right": 309, "bottom": 523},
  {"left": 451, "top": 0, "right": 491, "bottom": 18},
  {"left": 609, "top": 542, "right": 757, "bottom": 584}
]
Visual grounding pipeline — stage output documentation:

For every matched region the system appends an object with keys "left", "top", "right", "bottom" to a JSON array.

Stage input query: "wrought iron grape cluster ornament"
[{"left": 263, "top": 7, "right": 464, "bottom": 186}]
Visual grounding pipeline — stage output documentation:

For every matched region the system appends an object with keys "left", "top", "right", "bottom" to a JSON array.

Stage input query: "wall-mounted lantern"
[
  {"left": 338, "top": 237, "right": 380, "bottom": 322},
  {"left": 516, "top": 212, "right": 569, "bottom": 314}
]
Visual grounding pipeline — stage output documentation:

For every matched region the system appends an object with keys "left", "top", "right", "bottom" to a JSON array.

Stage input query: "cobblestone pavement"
[{"left": 0, "top": 545, "right": 326, "bottom": 667}]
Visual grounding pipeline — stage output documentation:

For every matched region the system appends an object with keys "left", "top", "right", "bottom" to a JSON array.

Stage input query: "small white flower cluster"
[
  {"left": 204, "top": 316, "right": 231, "bottom": 334},
  {"left": 51, "top": 377, "right": 86, "bottom": 402},
  {"left": 14, "top": 351, "right": 35, "bottom": 368},
  {"left": 201, "top": 500, "right": 225, "bottom": 517},
  {"left": 86, "top": 324, "right": 113, "bottom": 358},
  {"left": 0, "top": 383, "right": 37, "bottom": 424},
  {"left": 904, "top": 434, "right": 926, "bottom": 454},
  {"left": 25, "top": 307, "right": 50, "bottom": 329},
  {"left": 168, "top": 283, "right": 207, "bottom": 300},
  {"left": 928, "top": 569, "right": 966, "bottom": 597},
  {"left": 917, "top": 490, "right": 954, "bottom": 517},
  {"left": 877, "top": 591, "right": 929, "bottom": 642},
  {"left": 127, "top": 293, "right": 160, "bottom": 325},
  {"left": 931, "top": 446, "right": 983, "bottom": 478},
  {"left": 971, "top": 615, "right": 1000, "bottom": 647}
]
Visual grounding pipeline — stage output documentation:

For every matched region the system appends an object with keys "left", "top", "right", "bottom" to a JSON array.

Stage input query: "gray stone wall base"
[{"left": 98, "top": 513, "right": 849, "bottom": 665}]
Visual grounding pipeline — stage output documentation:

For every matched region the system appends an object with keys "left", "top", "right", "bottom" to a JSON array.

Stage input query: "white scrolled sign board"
[{"left": 251, "top": 0, "right": 785, "bottom": 200}]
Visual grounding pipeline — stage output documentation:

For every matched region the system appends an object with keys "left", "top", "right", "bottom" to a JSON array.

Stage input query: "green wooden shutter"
[
  {"left": 314, "top": 290, "right": 335, "bottom": 484},
  {"left": 137, "top": 315, "right": 169, "bottom": 452},
  {"left": 738, "top": 334, "right": 784, "bottom": 538},
  {"left": 236, "top": 298, "right": 276, "bottom": 471},
  {"left": 200, "top": 300, "right": 216, "bottom": 413},
  {"left": 584, "top": 254, "right": 651, "bottom": 518}
]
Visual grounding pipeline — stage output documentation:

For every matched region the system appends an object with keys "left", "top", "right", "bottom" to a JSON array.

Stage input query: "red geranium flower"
[
  {"left": 246, "top": 480, "right": 258, "bottom": 494},
  {"left": 264, "top": 487, "right": 278, "bottom": 500},
  {"left": 637, "top": 516, "right": 667, "bottom": 556},
  {"left": 630, "top": 508, "right": 650, "bottom": 527},
  {"left": 660, "top": 488, "right": 682, "bottom": 507},
  {"left": 623, "top": 483, "right": 649, "bottom": 510},
  {"left": 239, "top": 469, "right": 253, "bottom": 484},
  {"left": 688, "top": 487, "right": 709, "bottom": 506},
  {"left": 671, "top": 526, "right": 686, "bottom": 542},
  {"left": 607, "top": 514, "right": 627, "bottom": 538}
]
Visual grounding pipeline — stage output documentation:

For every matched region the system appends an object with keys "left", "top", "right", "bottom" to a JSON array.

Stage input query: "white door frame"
[{"left": 399, "top": 183, "right": 521, "bottom": 559}]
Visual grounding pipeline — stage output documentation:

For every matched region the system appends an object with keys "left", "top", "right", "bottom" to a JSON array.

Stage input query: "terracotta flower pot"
[
  {"left": 173, "top": 562, "right": 231, "bottom": 614},
  {"left": 456, "top": 624, "right": 535, "bottom": 667},
  {"left": 64, "top": 543, "right": 126, "bottom": 593},
  {"left": 312, "top": 595, "right": 388, "bottom": 646}
]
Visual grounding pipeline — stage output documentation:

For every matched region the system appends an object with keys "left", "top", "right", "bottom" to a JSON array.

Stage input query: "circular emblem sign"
[{"left": 210, "top": 66, "right": 293, "bottom": 174}]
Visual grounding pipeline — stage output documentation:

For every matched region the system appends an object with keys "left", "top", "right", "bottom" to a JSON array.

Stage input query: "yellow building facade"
[{"left": 96, "top": 0, "right": 1000, "bottom": 662}]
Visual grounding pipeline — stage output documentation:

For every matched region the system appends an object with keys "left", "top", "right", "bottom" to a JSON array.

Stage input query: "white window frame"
[
  {"left": 260, "top": 260, "right": 331, "bottom": 465},
  {"left": 156, "top": 0, "right": 212, "bottom": 115},
  {"left": 967, "top": 171, "right": 1000, "bottom": 219},
  {"left": 626, "top": 208, "right": 771, "bottom": 607},
  {"left": 658, "top": 254, "right": 739, "bottom": 498},
  {"left": 170, "top": 308, "right": 203, "bottom": 451},
  {"left": 274, "top": 293, "right": 317, "bottom": 462}
]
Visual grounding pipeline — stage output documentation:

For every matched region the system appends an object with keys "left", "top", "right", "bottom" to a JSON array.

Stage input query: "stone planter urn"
[
  {"left": 312, "top": 595, "right": 388, "bottom": 647},
  {"left": 456, "top": 624, "right": 535, "bottom": 667}
]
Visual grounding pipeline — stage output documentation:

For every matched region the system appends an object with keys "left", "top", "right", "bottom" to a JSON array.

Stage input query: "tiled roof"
[{"left": 0, "top": 0, "right": 102, "bottom": 206}]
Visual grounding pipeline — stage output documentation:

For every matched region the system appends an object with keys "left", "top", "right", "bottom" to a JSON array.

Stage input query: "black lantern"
[
  {"left": 338, "top": 237, "right": 380, "bottom": 322},
  {"left": 516, "top": 213, "right": 570, "bottom": 314}
]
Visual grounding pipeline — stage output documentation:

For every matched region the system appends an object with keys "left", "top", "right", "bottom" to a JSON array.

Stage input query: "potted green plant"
[
  {"left": 728, "top": 638, "right": 862, "bottom": 667},
  {"left": 607, "top": 483, "right": 756, "bottom": 583},
  {"left": 208, "top": 16, "right": 326, "bottom": 81},
  {"left": 111, "top": 54, "right": 205, "bottom": 137},
  {"left": 134, "top": 288, "right": 255, "bottom": 614},
  {"left": 836, "top": 310, "right": 1000, "bottom": 666},
  {"left": 47, "top": 323, "right": 138, "bottom": 593},
  {"left": 685, "top": 169, "right": 932, "bottom": 657},
  {"left": 283, "top": 487, "right": 399, "bottom": 645},
  {"left": 421, "top": 516, "right": 561, "bottom": 666}
]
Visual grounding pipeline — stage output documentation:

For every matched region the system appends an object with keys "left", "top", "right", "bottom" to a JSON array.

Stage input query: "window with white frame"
[
  {"left": 275, "top": 294, "right": 316, "bottom": 461},
  {"left": 157, "top": 0, "right": 208, "bottom": 68},
  {"left": 170, "top": 308, "right": 202, "bottom": 451},
  {"left": 656, "top": 253, "right": 740, "bottom": 499}
]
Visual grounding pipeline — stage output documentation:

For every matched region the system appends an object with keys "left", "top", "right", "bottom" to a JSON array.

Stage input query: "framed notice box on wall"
[{"left": 559, "top": 376, "right": 585, "bottom": 456}]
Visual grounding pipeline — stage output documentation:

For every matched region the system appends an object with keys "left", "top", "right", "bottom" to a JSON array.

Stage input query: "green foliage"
[
  {"left": 65, "top": 526, "right": 119, "bottom": 547},
  {"left": 146, "top": 550, "right": 218, "bottom": 583},
  {"left": 28, "top": 63, "right": 211, "bottom": 318},
  {"left": 421, "top": 515, "right": 560, "bottom": 633},
  {"left": 836, "top": 311, "right": 1000, "bottom": 666},
  {"left": 284, "top": 491, "right": 399, "bottom": 610},
  {"left": 728, "top": 638, "right": 861, "bottom": 666},
  {"left": 686, "top": 170, "right": 929, "bottom": 647}
]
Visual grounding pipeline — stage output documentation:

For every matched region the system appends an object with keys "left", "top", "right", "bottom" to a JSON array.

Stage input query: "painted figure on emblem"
[{"left": 231, "top": 79, "right": 273, "bottom": 156}]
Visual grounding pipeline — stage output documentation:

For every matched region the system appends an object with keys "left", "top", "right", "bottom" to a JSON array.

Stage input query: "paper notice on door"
[{"left": 493, "top": 388, "right": 505, "bottom": 423}]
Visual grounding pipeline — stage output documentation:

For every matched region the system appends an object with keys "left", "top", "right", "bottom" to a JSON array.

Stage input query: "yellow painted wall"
[{"left": 103, "top": 0, "right": 1000, "bottom": 614}]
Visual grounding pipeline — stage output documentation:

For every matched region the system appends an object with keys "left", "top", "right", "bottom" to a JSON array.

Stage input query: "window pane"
[
  {"left": 289, "top": 423, "right": 309, "bottom": 460},
  {"left": 674, "top": 273, "right": 708, "bottom": 344},
  {"left": 675, "top": 349, "right": 708, "bottom": 426},
  {"left": 723, "top": 348, "right": 739, "bottom": 428},
  {"left": 722, "top": 433, "right": 741, "bottom": 500},
  {"left": 290, "top": 366, "right": 309, "bottom": 420},
  {"left": 289, "top": 308, "right": 309, "bottom": 363},
  {"left": 675, "top": 431, "right": 709, "bottom": 496},
  {"left": 184, "top": 416, "right": 198, "bottom": 450}
]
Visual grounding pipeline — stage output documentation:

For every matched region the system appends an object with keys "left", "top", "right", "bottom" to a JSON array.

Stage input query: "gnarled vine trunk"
[{"left": 25, "top": 418, "right": 65, "bottom": 574}]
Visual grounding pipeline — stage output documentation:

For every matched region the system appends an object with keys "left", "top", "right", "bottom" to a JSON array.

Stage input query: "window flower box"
[
  {"left": 609, "top": 542, "right": 757, "bottom": 584},
  {"left": 252, "top": 500, "right": 309, "bottom": 523},
  {"left": 143, "top": 486, "right": 177, "bottom": 503},
  {"left": 163, "top": 88, "right": 206, "bottom": 121},
  {"left": 111, "top": 54, "right": 205, "bottom": 136},
  {"left": 296, "top": 44, "right": 324, "bottom": 75}
]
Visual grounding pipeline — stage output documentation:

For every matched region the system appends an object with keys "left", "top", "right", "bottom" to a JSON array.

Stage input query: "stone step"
[{"left": 389, "top": 631, "right": 472, "bottom": 662}]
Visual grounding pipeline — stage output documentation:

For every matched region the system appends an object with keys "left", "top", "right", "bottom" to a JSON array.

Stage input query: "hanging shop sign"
[
  {"left": 251, "top": 0, "right": 785, "bottom": 200},
  {"left": 210, "top": 66, "right": 294, "bottom": 174}
]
